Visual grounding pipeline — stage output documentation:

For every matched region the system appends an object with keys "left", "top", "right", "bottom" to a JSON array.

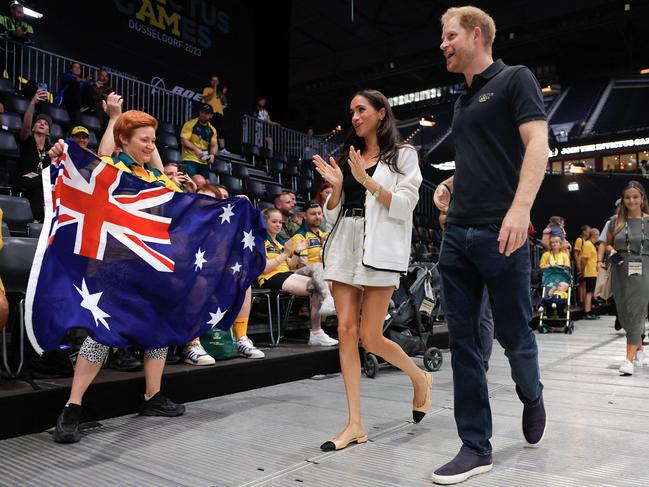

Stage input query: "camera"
[
  {"left": 607, "top": 253, "right": 624, "bottom": 266},
  {"left": 178, "top": 164, "right": 188, "bottom": 175}
]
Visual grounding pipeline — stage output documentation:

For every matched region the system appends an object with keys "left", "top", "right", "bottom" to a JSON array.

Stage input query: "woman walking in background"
[{"left": 605, "top": 181, "right": 649, "bottom": 375}]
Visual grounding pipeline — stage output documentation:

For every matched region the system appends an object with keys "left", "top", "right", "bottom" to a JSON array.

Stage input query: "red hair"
[
  {"left": 113, "top": 110, "right": 158, "bottom": 148},
  {"left": 314, "top": 182, "right": 333, "bottom": 208}
]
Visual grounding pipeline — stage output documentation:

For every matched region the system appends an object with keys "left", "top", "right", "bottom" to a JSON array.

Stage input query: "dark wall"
[
  {"left": 532, "top": 174, "right": 649, "bottom": 240},
  {"left": 26, "top": 0, "right": 257, "bottom": 145}
]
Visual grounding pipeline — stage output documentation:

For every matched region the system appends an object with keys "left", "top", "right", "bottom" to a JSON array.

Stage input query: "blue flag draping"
[{"left": 25, "top": 140, "right": 266, "bottom": 354}]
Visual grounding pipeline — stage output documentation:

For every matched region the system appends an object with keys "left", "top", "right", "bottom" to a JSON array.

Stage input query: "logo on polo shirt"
[{"left": 479, "top": 93, "right": 494, "bottom": 103}]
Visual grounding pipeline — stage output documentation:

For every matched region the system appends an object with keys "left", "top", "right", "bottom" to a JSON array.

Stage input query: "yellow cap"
[{"left": 71, "top": 126, "right": 89, "bottom": 136}]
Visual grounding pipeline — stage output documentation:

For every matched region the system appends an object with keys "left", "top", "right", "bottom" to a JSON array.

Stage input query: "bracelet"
[
  {"left": 372, "top": 185, "right": 382, "bottom": 198},
  {"left": 361, "top": 173, "right": 370, "bottom": 186},
  {"left": 440, "top": 182, "right": 452, "bottom": 194}
]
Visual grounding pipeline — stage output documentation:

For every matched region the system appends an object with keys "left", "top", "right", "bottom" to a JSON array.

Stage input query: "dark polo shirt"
[{"left": 446, "top": 59, "right": 546, "bottom": 226}]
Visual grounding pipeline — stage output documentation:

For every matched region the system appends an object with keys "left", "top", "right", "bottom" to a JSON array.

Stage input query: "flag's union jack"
[{"left": 49, "top": 155, "right": 175, "bottom": 272}]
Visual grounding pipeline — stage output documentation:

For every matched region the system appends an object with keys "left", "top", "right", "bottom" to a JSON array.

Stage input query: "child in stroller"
[{"left": 538, "top": 266, "right": 574, "bottom": 334}]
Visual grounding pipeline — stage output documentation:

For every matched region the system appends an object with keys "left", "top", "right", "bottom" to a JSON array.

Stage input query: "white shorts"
[{"left": 323, "top": 216, "right": 400, "bottom": 289}]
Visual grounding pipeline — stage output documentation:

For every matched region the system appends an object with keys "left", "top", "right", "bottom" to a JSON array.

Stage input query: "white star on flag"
[
  {"left": 194, "top": 248, "right": 207, "bottom": 271},
  {"left": 230, "top": 262, "right": 242, "bottom": 274},
  {"left": 242, "top": 230, "right": 255, "bottom": 251},
  {"left": 219, "top": 204, "right": 235, "bottom": 224},
  {"left": 207, "top": 308, "right": 227, "bottom": 327},
  {"left": 74, "top": 278, "right": 111, "bottom": 330}
]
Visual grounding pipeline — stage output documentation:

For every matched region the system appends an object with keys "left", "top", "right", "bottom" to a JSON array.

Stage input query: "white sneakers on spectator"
[
  {"left": 237, "top": 336, "right": 265, "bottom": 359},
  {"left": 183, "top": 341, "right": 216, "bottom": 366},
  {"left": 319, "top": 296, "right": 336, "bottom": 317},
  {"left": 619, "top": 359, "right": 634, "bottom": 376},
  {"left": 633, "top": 350, "right": 646, "bottom": 367},
  {"left": 308, "top": 329, "right": 338, "bottom": 346}
]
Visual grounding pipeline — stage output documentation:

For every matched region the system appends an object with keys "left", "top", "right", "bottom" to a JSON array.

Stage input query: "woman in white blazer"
[{"left": 313, "top": 89, "right": 432, "bottom": 452}]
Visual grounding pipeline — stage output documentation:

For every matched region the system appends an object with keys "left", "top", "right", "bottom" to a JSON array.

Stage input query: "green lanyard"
[{"left": 625, "top": 218, "right": 646, "bottom": 254}]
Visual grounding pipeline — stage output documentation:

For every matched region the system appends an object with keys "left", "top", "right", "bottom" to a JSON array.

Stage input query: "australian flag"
[{"left": 25, "top": 140, "right": 266, "bottom": 354}]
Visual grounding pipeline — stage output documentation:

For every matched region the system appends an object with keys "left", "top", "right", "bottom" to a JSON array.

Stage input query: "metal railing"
[
  {"left": 0, "top": 37, "right": 192, "bottom": 126},
  {"left": 242, "top": 115, "right": 340, "bottom": 158}
]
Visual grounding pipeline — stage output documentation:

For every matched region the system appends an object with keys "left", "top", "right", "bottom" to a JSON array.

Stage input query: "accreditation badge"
[{"left": 628, "top": 255, "right": 643, "bottom": 276}]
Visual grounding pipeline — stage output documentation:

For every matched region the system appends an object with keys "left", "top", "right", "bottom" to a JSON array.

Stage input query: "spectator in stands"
[
  {"left": 70, "top": 125, "right": 89, "bottom": 149},
  {"left": 201, "top": 74, "right": 228, "bottom": 154},
  {"left": 293, "top": 200, "right": 336, "bottom": 315},
  {"left": 274, "top": 192, "right": 300, "bottom": 241},
  {"left": 573, "top": 225, "right": 591, "bottom": 304},
  {"left": 606, "top": 181, "right": 649, "bottom": 375},
  {"left": 0, "top": 209, "right": 9, "bottom": 331},
  {"left": 55, "top": 62, "right": 93, "bottom": 120},
  {"left": 580, "top": 229, "right": 599, "bottom": 319},
  {"left": 180, "top": 104, "right": 218, "bottom": 185},
  {"left": 85, "top": 68, "right": 113, "bottom": 127},
  {"left": 163, "top": 162, "right": 197, "bottom": 193},
  {"left": 539, "top": 235, "right": 571, "bottom": 271},
  {"left": 253, "top": 96, "right": 278, "bottom": 150},
  {"left": 49, "top": 109, "right": 185, "bottom": 444},
  {"left": 259, "top": 208, "right": 338, "bottom": 347},
  {"left": 1, "top": 2, "right": 33, "bottom": 43},
  {"left": 16, "top": 89, "right": 50, "bottom": 222},
  {"left": 541, "top": 216, "right": 565, "bottom": 249}
]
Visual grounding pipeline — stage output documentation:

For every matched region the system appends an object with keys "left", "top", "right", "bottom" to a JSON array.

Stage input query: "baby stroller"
[
  {"left": 537, "top": 266, "right": 574, "bottom": 334},
  {"left": 361, "top": 263, "right": 444, "bottom": 378}
]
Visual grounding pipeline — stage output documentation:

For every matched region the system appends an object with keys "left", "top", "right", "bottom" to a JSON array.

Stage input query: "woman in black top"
[{"left": 16, "top": 89, "right": 51, "bottom": 222}]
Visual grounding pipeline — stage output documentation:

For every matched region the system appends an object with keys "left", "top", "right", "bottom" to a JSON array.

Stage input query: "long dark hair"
[
  {"left": 613, "top": 180, "right": 649, "bottom": 235},
  {"left": 337, "top": 89, "right": 404, "bottom": 174}
]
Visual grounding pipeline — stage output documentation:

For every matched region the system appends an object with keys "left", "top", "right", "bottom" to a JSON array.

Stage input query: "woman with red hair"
[{"left": 48, "top": 97, "right": 185, "bottom": 444}]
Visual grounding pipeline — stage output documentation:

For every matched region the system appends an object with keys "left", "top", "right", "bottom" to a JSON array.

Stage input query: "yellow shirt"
[
  {"left": 100, "top": 154, "right": 180, "bottom": 192},
  {"left": 293, "top": 225, "right": 328, "bottom": 265},
  {"left": 573, "top": 237, "right": 584, "bottom": 253},
  {"left": 581, "top": 240, "right": 598, "bottom": 278},
  {"left": 550, "top": 289, "right": 568, "bottom": 300},
  {"left": 202, "top": 87, "right": 224, "bottom": 115},
  {"left": 539, "top": 251, "right": 570, "bottom": 268},
  {"left": 180, "top": 118, "right": 218, "bottom": 165},
  {"left": 257, "top": 236, "right": 291, "bottom": 285}
]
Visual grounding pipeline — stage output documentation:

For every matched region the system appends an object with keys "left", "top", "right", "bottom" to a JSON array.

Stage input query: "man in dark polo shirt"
[{"left": 432, "top": 6, "right": 549, "bottom": 484}]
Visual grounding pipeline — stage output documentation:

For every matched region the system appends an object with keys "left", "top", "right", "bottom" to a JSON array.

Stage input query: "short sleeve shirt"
[
  {"left": 540, "top": 251, "right": 570, "bottom": 268},
  {"left": 446, "top": 59, "right": 547, "bottom": 225},
  {"left": 180, "top": 117, "right": 217, "bottom": 165},
  {"left": 202, "top": 87, "right": 224, "bottom": 115},
  {"left": 100, "top": 153, "right": 180, "bottom": 192},
  {"left": 581, "top": 240, "right": 598, "bottom": 278},
  {"left": 573, "top": 237, "right": 584, "bottom": 253},
  {"left": 293, "top": 225, "right": 328, "bottom": 265},
  {"left": 257, "top": 236, "right": 291, "bottom": 285}
]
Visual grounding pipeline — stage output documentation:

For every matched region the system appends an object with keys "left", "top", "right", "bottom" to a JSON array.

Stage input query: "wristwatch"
[{"left": 372, "top": 185, "right": 382, "bottom": 198}]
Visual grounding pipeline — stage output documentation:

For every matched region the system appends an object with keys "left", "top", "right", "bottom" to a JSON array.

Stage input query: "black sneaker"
[
  {"left": 431, "top": 446, "right": 493, "bottom": 484},
  {"left": 138, "top": 392, "right": 186, "bottom": 417},
  {"left": 53, "top": 404, "right": 82, "bottom": 443},
  {"left": 110, "top": 348, "right": 143, "bottom": 372},
  {"left": 522, "top": 395, "right": 546, "bottom": 446}
]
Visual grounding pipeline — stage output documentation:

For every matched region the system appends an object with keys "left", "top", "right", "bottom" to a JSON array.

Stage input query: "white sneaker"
[
  {"left": 183, "top": 342, "right": 216, "bottom": 366},
  {"left": 619, "top": 360, "right": 634, "bottom": 376},
  {"left": 308, "top": 329, "right": 338, "bottom": 346},
  {"left": 537, "top": 306, "right": 545, "bottom": 313},
  {"left": 237, "top": 336, "right": 265, "bottom": 359},
  {"left": 219, "top": 148, "right": 231, "bottom": 155},
  {"left": 318, "top": 296, "right": 336, "bottom": 317},
  {"left": 634, "top": 350, "right": 646, "bottom": 367}
]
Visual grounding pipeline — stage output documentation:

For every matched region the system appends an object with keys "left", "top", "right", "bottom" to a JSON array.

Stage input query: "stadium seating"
[
  {"left": 0, "top": 195, "right": 32, "bottom": 236},
  {"left": 74, "top": 113, "right": 102, "bottom": 133},
  {"left": 3, "top": 93, "right": 29, "bottom": 115},
  {"left": 0, "top": 113, "right": 22, "bottom": 134},
  {"left": 39, "top": 103, "right": 71, "bottom": 127}
]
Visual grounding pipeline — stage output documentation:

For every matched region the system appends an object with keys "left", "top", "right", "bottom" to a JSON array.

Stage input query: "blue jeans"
[
  {"left": 439, "top": 224, "right": 543, "bottom": 455},
  {"left": 479, "top": 287, "right": 494, "bottom": 370}
]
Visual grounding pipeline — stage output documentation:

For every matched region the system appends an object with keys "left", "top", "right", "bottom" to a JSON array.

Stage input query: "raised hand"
[
  {"left": 313, "top": 154, "right": 343, "bottom": 190},
  {"left": 348, "top": 145, "right": 369, "bottom": 183},
  {"left": 48, "top": 139, "right": 65, "bottom": 160},
  {"left": 102, "top": 92, "right": 123, "bottom": 120}
]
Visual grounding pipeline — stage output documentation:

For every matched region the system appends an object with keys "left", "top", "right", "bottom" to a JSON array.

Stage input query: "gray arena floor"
[{"left": 2, "top": 316, "right": 649, "bottom": 487}]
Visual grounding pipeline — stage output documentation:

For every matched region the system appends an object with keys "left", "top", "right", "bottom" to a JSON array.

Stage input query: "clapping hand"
[
  {"left": 294, "top": 240, "right": 308, "bottom": 254},
  {"left": 102, "top": 92, "right": 123, "bottom": 120},
  {"left": 313, "top": 154, "right": 343, "bottom": 190},
  {"left": 347, "top": 146, "right": 369, "bottom": 183}
]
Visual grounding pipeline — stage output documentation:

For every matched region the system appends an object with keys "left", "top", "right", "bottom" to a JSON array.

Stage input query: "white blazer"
[{"left": 323, "top": 145, "right": 422, "bottom": 273}]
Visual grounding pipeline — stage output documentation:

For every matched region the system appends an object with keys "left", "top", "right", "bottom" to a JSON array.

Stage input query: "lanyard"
[{"left": 625, "top": 218, "right": 646, "bottom": 254}]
